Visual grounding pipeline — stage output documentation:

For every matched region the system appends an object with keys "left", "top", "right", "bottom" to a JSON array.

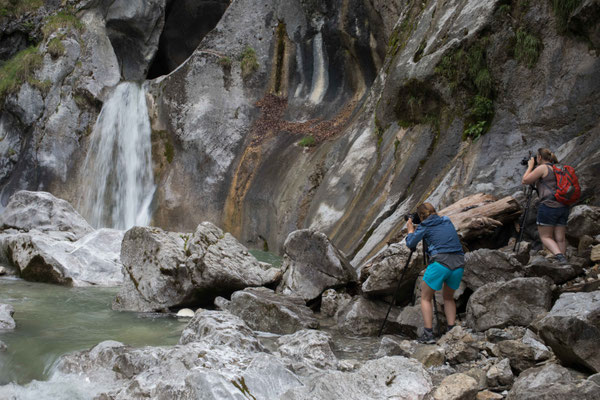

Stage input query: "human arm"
[
  {"left": 405, "top": 221, "right": 426, "bottom": 250},
  {"left": 522, "top": 160, "right": 546, "bottom": 185}
]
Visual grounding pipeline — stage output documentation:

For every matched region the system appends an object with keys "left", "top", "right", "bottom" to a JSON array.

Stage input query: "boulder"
[
  {"left": 567, "top": 206, "right": 600, "bottom": 243},
  {"left": 524, "top": 255, "right": 584, "bottom": 284},
  {"left": 113, "top": 223, "right": 280, "bottom": 311},
  {"left": 432, "top": 373, "right": 479, "bottom": 400},
  {"left": 412, "top": 345, "right": 446, "bottom": 367},
  {"left": 335, "top": 296, "right": 403, "bottom": 336},
  {"left": 5, "top": 228, "right": 124, "bottom": 286},
  {"left": 533, "top": 291, "right": 600, "bottom": 373},
  {"left": 591, "top": 244, "right": 600, "bottom": 262},
  {"left": 495, "top": 340, "right": 538, "bottom": 373},
  {"left": 178, "top": 309, "right": 263, "bottom": 352},
  {"left": 486, "top": 358, "right": 514, "bottom": 389},
  {"left": 376, "top": 336, "right": 414, "bottom": 358},
  {"left": 54, "top": 339, "right": 303, "bottom": 399},
  {"left": 360, "top": 242, "right": 425, "bottom": 298},
  {"left": 0, "top": 304, "right": 16, "bottom": 330},
  {"left": 227, "top": 287, "right": 319, "bottom": 334},
  {"left": 282, "top": 356, "right": 432, "bottom": 399},
  {"left": 507, "top": 363, "right": 600, "bottom": 400},
  {"left": 462, "top": 249, "right": 524, "bottom": 291},
  {"left": 320, "top": 289, "right": 352, "bottom": 317},
  {"left": 277, "top": 230, "right": 357, "bottom": 302},
  {"left": 476, "top": 390, "right": 503, "bottom": 400},
  {"left": 437, "top": 326, "right": 482, "bottom": 365},
  {"left": 466, "top": 278, "right": 552, "bottom": 331},
  {"left": 276, "top": 329, "right": 338, "bottom": 375},
  {"left": 0, "top": 191, "right": 93, "bottom": 240}
]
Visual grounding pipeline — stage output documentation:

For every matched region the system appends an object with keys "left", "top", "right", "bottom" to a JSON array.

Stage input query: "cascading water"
[{"left": 80, "top": 82, "right": 155, "bottom": 230}]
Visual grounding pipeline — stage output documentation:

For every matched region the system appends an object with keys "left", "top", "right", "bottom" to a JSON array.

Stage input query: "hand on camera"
[
  {"left": 407, "top": 218, "right": 414, "bottom": 233},
  {"left": 528, "top": 157, "right": 536, "bottom": 169}
]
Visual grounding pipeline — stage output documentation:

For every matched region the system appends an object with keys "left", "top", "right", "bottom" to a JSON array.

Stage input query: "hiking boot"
[
  {"left": 417, "top": 329, "right": 435, "bottom": 344},
  {"left": 554, "top": 253, "right": 568, "bottom": 265}
]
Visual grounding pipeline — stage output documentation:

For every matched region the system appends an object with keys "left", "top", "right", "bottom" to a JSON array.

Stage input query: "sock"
[
  {"left": 447, "top": 324, "right": 455, "bottom": 331},
  {"left": 424, "top": 328, "right": 433, "bottom": 334}
]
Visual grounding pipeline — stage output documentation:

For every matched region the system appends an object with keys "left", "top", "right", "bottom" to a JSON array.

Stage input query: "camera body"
[
  {"left": 520, "top": 151, "right": 537, "bottom": 167},
  {"left": 404, "top": 212, "right": 421, "bottom": 225}
]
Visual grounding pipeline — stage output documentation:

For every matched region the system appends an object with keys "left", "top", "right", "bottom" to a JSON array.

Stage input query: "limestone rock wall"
[{"left": 1, "top": 0, "right": 599, "bottom": 268}]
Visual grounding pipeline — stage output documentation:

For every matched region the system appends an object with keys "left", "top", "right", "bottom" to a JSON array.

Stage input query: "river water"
[{"left": 0, "top": 278, "right": 188, "bottom": 386}]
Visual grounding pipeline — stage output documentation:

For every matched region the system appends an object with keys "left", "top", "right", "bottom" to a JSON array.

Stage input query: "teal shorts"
[{"left": 423, "top": 262, "right": 464, "bottom": 291}]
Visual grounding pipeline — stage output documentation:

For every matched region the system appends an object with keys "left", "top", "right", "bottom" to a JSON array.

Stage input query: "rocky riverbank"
[{"left": 1, "top": 190, "right": 599, "bottom": 399}]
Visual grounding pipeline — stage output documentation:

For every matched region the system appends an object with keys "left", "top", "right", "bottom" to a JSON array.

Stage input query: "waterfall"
[{"left": 80, "top": 82, "right": 156, "bottom": 230}]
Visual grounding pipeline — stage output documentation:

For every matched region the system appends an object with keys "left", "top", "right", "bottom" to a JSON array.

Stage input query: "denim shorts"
[
  {"left": 423, "top": 262, "right": 464, "bottom": 291},
  {"left": 537, "top": 203, "right": 570, "bottom": 227}
]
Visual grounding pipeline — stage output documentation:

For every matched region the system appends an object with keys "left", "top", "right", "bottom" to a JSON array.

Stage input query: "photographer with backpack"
[{"left": 521, "top": 148, "right": 580, "bottom": 264}]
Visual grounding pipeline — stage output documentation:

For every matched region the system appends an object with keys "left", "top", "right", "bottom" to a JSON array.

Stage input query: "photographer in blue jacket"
[{"left": 406, "top": 202, "right": 465, "bottom": 344}]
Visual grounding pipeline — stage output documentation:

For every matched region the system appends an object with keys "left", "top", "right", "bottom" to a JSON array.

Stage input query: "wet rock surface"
[{"left": 0, "top": 303, "right": 16, "bottom": 330}]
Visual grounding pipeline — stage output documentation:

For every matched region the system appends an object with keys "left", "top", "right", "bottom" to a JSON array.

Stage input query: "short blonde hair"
[{"left": 416, "top": 202, "right": 437, "bottom": 222}]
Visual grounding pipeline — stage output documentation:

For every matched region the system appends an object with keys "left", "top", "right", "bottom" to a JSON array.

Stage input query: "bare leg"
[
  {"left": 442, "top": 284, "right": 457, "bottom": 326},
  {"left": 421, "top": 280, "right": 435, "bottom": 329},
  {"left": 538, "top": 225, "right": 561, "bottom": 255},
  {"left": 554, "top": 226, "right": 567, "bottom": 255}
]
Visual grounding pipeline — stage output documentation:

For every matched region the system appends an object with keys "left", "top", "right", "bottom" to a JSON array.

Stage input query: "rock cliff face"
[{"left": 1, "top": 0, "right": 599, "bottom": 265}]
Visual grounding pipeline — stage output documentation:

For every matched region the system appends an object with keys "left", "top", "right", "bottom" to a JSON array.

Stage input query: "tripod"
[{"left": 378, "top": 250, "right": 414, "bottom": 337}]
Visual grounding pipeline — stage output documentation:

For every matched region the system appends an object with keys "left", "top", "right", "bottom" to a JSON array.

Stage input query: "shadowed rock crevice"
[{"left": 147, "top": 0, "right": 230, "bottom": 79}]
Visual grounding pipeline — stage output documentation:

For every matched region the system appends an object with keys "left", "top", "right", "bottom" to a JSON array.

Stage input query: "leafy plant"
[
  {"left": 463, "top": 120, "right": 487, "bottom": 141},
  {"left": 219, "top": 56, "right": 232, "bottom": 68},
  {"left": 42, "top": 11, "right": 83, "bottom": 39},
  {"left": 298, "top": 135, "right": 316, "bottom": 147},
  {"left": 0, "top": 46, "right": 42, "bottom": 102},
  {"left": 240, "top": 46, "right": 259, "bottom": 80},
  {"left": 551, "top": 0, "right": 583, "bottom": 32},
  {"left": 463, "top": 96, "right": 494, "bottom": 140},
  {"left": 47, "top": 37, "right": 65, "bottom": 58},
  {"left": 514, "top": 28, "right": 542, "bottom": 68}
]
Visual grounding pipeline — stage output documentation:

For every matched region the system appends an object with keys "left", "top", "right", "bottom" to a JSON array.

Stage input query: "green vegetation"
[
  {"left": 551, "top": 0, "right": 583, "bottom": 32},
  {"left": 435, "top": 38, "right": 493, "bottom": 98},
  {"left": 219, "top": 56, "right": 232, "bottom": 68},
  {"left": 514, "top": 28, "right": 542, "bottom": 68},
  {"left": 463, "top": 96, "right": 494, "bottom": 140},
  {"left": 42, "top": 11, "right": 84, "bottom": 39},
  {"left": 240, "top": 46, "right": 259, "bottom": 81},
  {"left": 47, "top": 37, "right": 65, "bottom": 58},
  {"left": 395, "top": 79, "right": 442, "bottom": 128},
  {"left": 0, "top": 46, "right": 43, "bottom": 103},
  {"left": 0, "top": 0, "right": 43, "bottom": 17},
  {"left": 386, "top": 1, "right": 427, "bottom": 60},
  {"left": 164, "top": 141, "right": 174, "bottom": 163},
  {"left": 435, "top": 36, "right": 496, "bottom": 140},
  {"left": 413, "top": 40, "right": 427, "bottom": 63},
  {"left": 298, "top": 135, "right": 316, "bottom": 147}
]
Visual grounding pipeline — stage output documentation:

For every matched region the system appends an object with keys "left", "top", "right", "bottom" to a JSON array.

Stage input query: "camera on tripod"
[
  {"left": 404, "top": 212, "right": 421, "bottom": 225},
  {"left": 520, "top": 151, "right": 537, "bottom": 167}
]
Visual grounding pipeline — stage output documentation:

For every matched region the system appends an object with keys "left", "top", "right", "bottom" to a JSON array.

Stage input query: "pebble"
[{"left": 176, "top": 308, "right": 195, "bottom": 318}]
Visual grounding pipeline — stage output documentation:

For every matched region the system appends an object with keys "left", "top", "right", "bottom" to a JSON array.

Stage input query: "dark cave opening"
[{"left": 147, "top": 0, "right": 230, "bottom": 79}]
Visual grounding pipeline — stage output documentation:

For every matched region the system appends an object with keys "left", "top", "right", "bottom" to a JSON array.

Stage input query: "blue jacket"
[{"left": 405, "top": 214, "right": 463, "bottom": 256}]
